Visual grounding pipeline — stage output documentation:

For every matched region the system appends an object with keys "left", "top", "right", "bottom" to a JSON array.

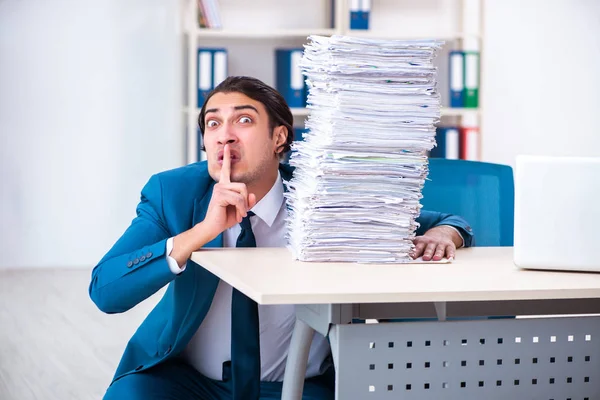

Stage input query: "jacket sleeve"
[
  {"left": 415, "top": 210, "right": 475, "bottom": 247},
  {"left": 89, "top": 174, "right": 177, "bottom": 314}
]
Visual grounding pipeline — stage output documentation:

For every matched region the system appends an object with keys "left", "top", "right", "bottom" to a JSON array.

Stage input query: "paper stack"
[{"left": 284, "top": 35, "right": 443, "bottom": 263}]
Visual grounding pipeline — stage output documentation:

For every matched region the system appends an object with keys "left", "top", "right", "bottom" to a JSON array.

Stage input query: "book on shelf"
[{"left": 197, "top": 0, "right": 222, "bottom": 29}]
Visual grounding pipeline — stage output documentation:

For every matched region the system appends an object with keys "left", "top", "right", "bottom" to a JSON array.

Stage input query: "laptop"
[{"left": 514, "top": 155, "right": 600, "bottom": 272}]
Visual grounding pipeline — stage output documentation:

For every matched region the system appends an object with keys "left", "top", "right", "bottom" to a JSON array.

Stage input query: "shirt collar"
[{"left": 250, "top": 171, "right": 284, "bottom": 228}]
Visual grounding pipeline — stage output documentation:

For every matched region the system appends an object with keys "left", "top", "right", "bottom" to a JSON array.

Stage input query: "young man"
[{"left": 90, "top": 76, "right": 473, "bottom": 400}]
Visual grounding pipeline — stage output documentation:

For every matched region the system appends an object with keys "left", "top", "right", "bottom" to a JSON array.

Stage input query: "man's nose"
[{"left": 217, "top": 123, "right": 237, "bottom": 145}]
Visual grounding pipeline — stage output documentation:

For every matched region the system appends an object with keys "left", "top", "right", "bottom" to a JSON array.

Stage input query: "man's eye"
[
  {"left": 239, "top": 116, "right": 252, "bottom": 124},
  {"left": 206, "top": 120, "right": 218, "bottom": 128}
]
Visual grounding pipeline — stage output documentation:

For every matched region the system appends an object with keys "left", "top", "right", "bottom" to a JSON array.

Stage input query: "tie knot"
[{"left": 240, "top": 211, "right": 255, "bottom": 230}]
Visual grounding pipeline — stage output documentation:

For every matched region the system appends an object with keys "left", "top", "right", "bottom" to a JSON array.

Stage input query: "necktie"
[{"left": 231, "top": 211, "right": 261, "bottom": 400}]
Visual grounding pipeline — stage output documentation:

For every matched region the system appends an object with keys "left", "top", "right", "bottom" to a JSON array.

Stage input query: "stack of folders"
[{"left": 284, "top": 35, "right": 443, "bottom": 263}]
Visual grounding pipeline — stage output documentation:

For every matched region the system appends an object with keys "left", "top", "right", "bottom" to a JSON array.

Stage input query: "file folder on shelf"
[
  {"left": 275, "top": 49, "right": 306, "bottom": 109},
  {"left": 449, "top": 50, "right": 465, "bottom": 108},
  {"left": 460, "top": 115, "right": 479, "bottom": 161},
  {"left": 349, "top": 0, "right": 370, "bottom": 30},
  {"left": 430, "top": 127, "right": 459, "bottom": 159},
  {"left": 464, "top": 51, "right": 480, "bottom": 108},
  {"left": 197, "top": 48, "right": 228, "bottom": 108}
]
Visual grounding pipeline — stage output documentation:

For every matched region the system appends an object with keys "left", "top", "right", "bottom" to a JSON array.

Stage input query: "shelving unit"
[{"left": 181, "top": 0, "right": 483, "bottom": 163}]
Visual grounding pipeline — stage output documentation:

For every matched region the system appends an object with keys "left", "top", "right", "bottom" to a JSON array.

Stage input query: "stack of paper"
[{"left": 284, "top": 35, "right": 443, "bottom": 263}]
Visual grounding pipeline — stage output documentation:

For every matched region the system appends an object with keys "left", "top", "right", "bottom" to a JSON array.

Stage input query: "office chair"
[
  {"left": 375, "top": 159, "right": 515, "bottom": 324},
  {"left": 422, "top": 158, "right": 515, "bottom": 246}
]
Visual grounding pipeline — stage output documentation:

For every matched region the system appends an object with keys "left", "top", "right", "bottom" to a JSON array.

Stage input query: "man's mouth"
[{"left": 217, "top": 150, "right": 240, "bottom": 164}]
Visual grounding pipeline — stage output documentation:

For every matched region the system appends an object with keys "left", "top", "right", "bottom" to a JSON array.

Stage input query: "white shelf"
[
  {"left": 441, "top": 107, "right": 480, "bottom": 117},
  {"left": 194, "top": 28, "right": 338, "bottom": 39},
  {"left": 344, "top": 30, "right": 481, "bottom": 41},
  {"left": 290, "top": 108, "right": 309, "bottom": 116},
  {"left": 186, "top": 107, "right": 310, "bottom": 117}
]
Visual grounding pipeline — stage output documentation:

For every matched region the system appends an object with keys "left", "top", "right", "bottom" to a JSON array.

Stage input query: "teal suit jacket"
[{"left": 89, "top": 161, "right": 473, "bottom": 384}]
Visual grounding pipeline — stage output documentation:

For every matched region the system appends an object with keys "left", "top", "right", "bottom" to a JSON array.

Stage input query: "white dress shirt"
[{"left": 165, "top": 172, "right": 331, "bottom": 381}]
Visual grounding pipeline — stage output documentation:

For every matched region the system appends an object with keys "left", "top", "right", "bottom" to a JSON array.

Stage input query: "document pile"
[{"left": 284, "top": 35, "right": 443, "bottom": 263}]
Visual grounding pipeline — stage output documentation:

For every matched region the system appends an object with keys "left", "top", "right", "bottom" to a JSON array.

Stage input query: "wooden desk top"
[{"left": 191, "top": 247, "right": 600, "bottom": 305}]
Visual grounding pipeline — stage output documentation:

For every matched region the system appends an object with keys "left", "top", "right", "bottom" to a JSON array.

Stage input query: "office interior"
[{"left": 1, "top": 0, "right": 599, "bottom": 399}]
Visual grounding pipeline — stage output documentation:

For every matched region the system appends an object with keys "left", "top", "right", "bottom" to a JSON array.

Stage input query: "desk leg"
[{"left": 282, "top": 318, "right": 315, "bottom": 400}]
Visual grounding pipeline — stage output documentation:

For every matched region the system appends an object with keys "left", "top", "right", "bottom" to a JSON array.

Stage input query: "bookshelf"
[{"left": 182, "top": 0, "right": 483, "bottom": 163}]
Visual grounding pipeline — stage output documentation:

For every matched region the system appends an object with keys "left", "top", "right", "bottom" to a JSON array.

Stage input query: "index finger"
[{"left": 220, "top": 144, "right": 231, "bottom": 183}]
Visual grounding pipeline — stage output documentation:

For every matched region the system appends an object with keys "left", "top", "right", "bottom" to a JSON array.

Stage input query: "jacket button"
[
  {"left": 135, "top": 365, "right": 144, "bottom": 371},
  {"left": 127, "top": 261, "right": 133, "bottom": 268},
  {"left": 140, "top": 255, "right": 146, "bottom": 262},
  {"left": 466, "top": 226, "right": 473, "bottom": 232},
  {"left": 146, "top": 252, "right": 153, "bottom": 258},
  {"left": 133, "top": 258, "right": 140, "bottom": 265}
]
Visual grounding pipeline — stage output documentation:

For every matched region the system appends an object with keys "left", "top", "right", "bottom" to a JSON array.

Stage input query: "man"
[{"left": 90, "top": 76, "right": 473, "bottom": 400}]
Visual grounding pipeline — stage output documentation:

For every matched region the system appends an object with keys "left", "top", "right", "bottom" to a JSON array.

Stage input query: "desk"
[{"left": 191, "top": 247, "right": 600, "bottom": 399}]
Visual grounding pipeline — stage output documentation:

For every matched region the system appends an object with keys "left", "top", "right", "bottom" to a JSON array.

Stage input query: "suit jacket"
[{"left": 89, "top": 161, "right": 473, "bottom": 384}]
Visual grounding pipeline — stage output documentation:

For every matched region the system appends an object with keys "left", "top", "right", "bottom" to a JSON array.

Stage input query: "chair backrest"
[{"left": 421, "top": 159, "right": 515, "bottom": 246}]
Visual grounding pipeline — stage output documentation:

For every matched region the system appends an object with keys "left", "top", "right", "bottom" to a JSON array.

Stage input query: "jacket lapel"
[
  {"left": 192, "top": 181, "right": 223, "bottom": 248},
  {"left": 174, "top": 181, "right": 223, "bottom": 349}
]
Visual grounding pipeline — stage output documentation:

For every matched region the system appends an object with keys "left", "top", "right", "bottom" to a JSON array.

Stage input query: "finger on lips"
[{"left": 220, "top": 144, "right": 231, "bottom": 184}]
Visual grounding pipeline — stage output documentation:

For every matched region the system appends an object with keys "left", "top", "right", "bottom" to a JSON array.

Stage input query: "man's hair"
[{"left": 198, "top": 76, "right": 295, "bottom": 156}]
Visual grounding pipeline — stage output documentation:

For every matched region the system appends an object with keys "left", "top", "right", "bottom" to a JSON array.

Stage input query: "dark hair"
[{"left": 198, "top": 76, "right": 295, "bottom": 156}]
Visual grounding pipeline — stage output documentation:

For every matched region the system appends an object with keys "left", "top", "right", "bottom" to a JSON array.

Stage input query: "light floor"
[{"left": 0, "top": 268, "right": 162, "bottom": 400}]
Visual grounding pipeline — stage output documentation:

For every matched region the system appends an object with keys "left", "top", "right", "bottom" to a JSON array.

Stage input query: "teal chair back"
[{"left": 421, "top": 159, "right": 515, "bottom": 246}]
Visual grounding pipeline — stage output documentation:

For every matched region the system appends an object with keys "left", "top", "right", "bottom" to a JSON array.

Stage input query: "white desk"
[{"left": 191, "top": 247, "right": 600, "bottom": 399}]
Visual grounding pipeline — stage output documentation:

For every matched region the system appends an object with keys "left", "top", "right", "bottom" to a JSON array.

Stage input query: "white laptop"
[{"left": 514, "top": 155, "right": 600, "bottom": 272}]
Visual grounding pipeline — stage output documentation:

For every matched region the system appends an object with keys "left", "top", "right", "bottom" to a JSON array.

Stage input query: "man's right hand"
[
  {"left": 170, "top": 144, "right": 256, "bottom": 267},
  {"left": 205, "top": 144, "right": 257, "bottom": 236}
]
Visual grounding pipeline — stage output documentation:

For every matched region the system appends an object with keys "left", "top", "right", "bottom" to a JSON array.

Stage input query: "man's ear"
[{"left": 273, "top": 125, "right": 288, "bottom": 154}]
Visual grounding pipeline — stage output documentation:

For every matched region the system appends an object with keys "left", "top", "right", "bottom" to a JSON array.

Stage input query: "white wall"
[
  {"left": 481, "top": 0, "right": 600, "bottom": 167},
  {"left": 0, "top": 0, "right": 183, "bottom": 268}
]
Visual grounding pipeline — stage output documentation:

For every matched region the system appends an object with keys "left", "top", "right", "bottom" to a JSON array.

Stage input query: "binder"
[
  {"left": 294, "top": 127, "right": 309, "bottom": 142},
  {"left": 275, "top": 49, "right": 306, "bottom": 108},
  {"left": 350, "top": 0, "right": 369, "bottom": 30},
  {"left": 464, "top": 51, "right": 480, "bottom": 108},
  {"left": 430, "top": 127, "right": 459, "bottom": 159},
  {"left": 459, "top": 114, "right": 479, "bottom": 160},
  {"left": 197, "top": 48, "right": 228, "bottom": 108},
  {"left": 449, "top": 51, "right": 465, "bottom": 108},
  {"left": 360, "top": 0, "right": 371, "bottom": 30},
  {"left": 213, "top": 50, "right": 228, "bottom": 88},
  {"left": 282, "top": 127, "right": 309, "bottom": 164},
  {"left": 197, "top": 49, "right": 212, "bottom": 108}
]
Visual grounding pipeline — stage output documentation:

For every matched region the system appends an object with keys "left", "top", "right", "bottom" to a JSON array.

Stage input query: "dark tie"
[{"left": 231, "top": 211, "right": 261, "bottom": 400}]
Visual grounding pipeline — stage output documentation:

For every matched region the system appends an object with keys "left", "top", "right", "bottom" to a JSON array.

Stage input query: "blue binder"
[
  {"left": 449, "top": 50, "right": 465, "bottom": 108},
  {"left": 430, "top": 127, "right": 460, "bottom": 159},
  {"left": 294, "top": 127, "right": 309, "bottom": 142},
  {"left": 350, "top": 0, "right": 370, "bottom": 30},
  {"left": 275, "top": 49, "right": 306, "bottom": 109},
  {"left": 197, "top": 48, "right": 228, "bottom": 108}
]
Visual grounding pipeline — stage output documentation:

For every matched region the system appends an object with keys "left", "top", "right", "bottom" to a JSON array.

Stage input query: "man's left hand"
[{"left": 411, "top": 226, "right": 463, "bottom": 261}]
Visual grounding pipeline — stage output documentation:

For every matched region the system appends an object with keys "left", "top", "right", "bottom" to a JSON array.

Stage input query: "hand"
[
  {"left": 411, "top": 226, "right": 463, "bottom": 261},
  {"left": 170, "top": 144, "right": 256, "bottom": 266},
  {"left": 204, "top": 144, "right": 257, "bottom": 238}
]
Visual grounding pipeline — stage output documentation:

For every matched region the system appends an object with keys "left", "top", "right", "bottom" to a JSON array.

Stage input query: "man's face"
[{"left": 203, "top": 92, "right": 283, "bottom": 184}]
